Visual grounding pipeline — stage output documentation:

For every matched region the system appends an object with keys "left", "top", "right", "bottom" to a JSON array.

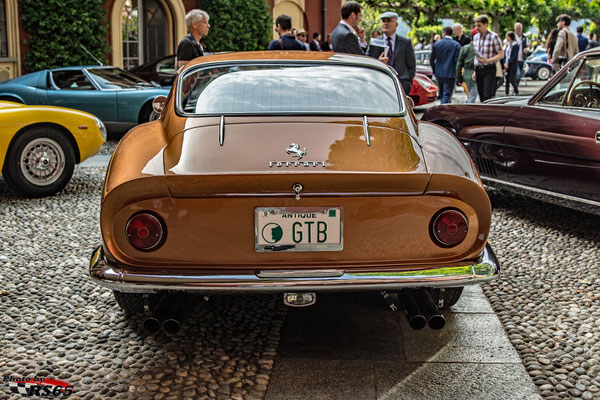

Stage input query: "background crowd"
[{"left": 177, "top": 2, "right": 598, "bottom": 105}]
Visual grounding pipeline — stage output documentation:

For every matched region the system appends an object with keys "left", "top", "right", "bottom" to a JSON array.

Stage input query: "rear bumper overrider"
[{"left": 89, "top": 244, "right": 500, "bottom": 294}]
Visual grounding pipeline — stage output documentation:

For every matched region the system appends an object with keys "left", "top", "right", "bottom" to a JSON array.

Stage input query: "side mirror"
[{"left": 152, "top": 95, "right": 168, "bottom": 116}]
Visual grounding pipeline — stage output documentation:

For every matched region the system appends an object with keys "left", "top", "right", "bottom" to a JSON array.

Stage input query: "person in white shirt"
[{"left": 514, "top": 22, "right": 529, "bottom": 88}]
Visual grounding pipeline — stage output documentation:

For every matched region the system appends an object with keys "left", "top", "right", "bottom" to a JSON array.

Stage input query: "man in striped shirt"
[{"left": 472, "top": 15, "right": 504, "bottom": 102}]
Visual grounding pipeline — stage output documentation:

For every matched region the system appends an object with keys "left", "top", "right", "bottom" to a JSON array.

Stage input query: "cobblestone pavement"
[
  {"left": 1, "top": 149, "right": 599, "bottom": 399},
  {"left": 0, "top": 167, "right": 286, "bottom": 400},
  {"left": 484, "top": 189, "right": 600, "bottom": 399}
]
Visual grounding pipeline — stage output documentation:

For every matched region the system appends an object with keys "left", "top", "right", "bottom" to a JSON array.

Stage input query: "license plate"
[{"left": 255, "top": 207, "right": 343, "bottom": 252}]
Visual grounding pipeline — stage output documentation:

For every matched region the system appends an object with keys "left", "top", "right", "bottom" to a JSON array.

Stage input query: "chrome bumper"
[{"left": 89, "top": 244, "right": 499, "bottom": 294}]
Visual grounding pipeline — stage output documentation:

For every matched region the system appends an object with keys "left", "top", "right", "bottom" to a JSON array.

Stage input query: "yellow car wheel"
[{"left": 3, "top": 126, "right": 75, "bottom": 197}]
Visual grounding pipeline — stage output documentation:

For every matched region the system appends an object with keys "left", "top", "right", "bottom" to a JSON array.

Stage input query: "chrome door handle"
[{"left": 596, "top": 131, "right": 600, "bottom": 144}]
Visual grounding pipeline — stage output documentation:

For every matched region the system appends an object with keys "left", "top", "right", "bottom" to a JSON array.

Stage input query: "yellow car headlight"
[{"left": 95, "top": 117, "right": 107, "bottom": 140}]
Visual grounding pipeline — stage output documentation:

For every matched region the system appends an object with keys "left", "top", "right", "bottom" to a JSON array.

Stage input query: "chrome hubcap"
[{"left": 19, "top": 138, "right": 65, "bottom": 186}]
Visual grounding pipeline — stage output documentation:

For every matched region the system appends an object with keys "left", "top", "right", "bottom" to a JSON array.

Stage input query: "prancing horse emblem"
[{"left": 285, "top": 143, "right": 307, "bottom": 160}]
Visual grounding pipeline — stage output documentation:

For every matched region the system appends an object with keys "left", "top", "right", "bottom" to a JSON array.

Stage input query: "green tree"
[
  {"left": 363, "top": 0, "right": 600, "bottom": 41},
  {"left": 363, "top": 0, "right": 463, "bottom": 27},
  {"left": 20, "top": 0, "right": 109, "bottom": 72},
  {"left": 361, "top": 3, "right": 384, "bottom": 40},
  {"left": 200, "top": 0, "right": 272, "bottom": 52},
  {"left": 408, "top": 25, "right": 444, "bottom": 43}
]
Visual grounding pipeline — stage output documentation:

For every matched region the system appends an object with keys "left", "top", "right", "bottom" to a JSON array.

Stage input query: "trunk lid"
[{"left": 164, "top": 116, "right": 429, "bottom": 196}]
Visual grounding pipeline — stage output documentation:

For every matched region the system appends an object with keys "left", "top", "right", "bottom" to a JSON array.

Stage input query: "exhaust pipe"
[
  {"left": 161, "top": 295, "right": 188, "bottom": 336},
  {"left": 398, "top": 289, "right": 427, "bottom": 330},
  {"left": 417, "top": 289, "right": 446, "bottom": 330},
  {"left": 142, "top": 295, "right": 173, "bottom": 334}
]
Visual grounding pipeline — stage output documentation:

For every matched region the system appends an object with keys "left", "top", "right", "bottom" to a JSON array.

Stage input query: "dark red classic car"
[{"left": 422, "top": 49, "right": 600, "bottom": 215}]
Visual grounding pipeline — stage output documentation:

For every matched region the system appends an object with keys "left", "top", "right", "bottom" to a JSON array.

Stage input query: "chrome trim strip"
[
  {"left": 363, "top": 116, "right": 371, "bottom": 146},
  {"left": 89, "top": 244, "right": 499, "bottom": 294},
  {"left": 257, "top": 269, "right": 344, "bottom": 278},
  {"left": 482, "top": 176, "right": 600, "bottom": 207},
  {"left": 219, "top": 115, "right": 225, "bottom": 146},
  {"left": 533, "top": 159, "right": 599, "bottom": 168},
  {"left": 464, "top": 137, "right": 599, "bottom": 163}
]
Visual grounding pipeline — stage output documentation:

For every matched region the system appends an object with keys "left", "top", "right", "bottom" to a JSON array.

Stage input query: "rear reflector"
[
  {"left": 126, "top": 212, "right": 165, "bottom": 251},
  {"left": 431, "top": 209, "right": 468, "bottom": 247}
]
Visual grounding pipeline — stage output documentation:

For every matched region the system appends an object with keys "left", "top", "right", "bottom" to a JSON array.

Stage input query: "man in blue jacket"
[
  {"left": 431, "top": 27, "right": 462, "bottom": 104},
  {"left": 577, "top": 26, "right": 589, "bottom": 52},
  {"left": 268, "top": 14, "right": 306, "bottom": 51}
]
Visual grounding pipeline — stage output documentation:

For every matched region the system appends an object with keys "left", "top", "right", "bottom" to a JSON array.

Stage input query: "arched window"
[
  {"left": 145, "top": 0, "right": 167, "bottom": 63},
  {"left": 0, "top": 0, "right": 8, "bottom": 57},
  {"left": 122, "top": 0, "right": 139, "bottom": 69},
  {"left": 0, "top": 0, "right": 19, "bottom": 82},
  {"left": 121, "top": 0, "right": 168, "bottom": 69}
]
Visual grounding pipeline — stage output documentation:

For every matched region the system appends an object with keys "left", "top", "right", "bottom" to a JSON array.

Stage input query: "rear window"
[{"left": 178, "top": 63, "right": 403, "bottom": 115}]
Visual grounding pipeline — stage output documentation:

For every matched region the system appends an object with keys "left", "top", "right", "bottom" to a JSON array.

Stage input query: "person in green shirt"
[{"left": 456, "top": 40, "right": 478, "bottom": 103}]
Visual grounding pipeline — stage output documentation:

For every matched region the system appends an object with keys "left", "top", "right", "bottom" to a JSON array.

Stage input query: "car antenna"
[{"left": 79, "top": 44, "right": 103, "bottom": 66}]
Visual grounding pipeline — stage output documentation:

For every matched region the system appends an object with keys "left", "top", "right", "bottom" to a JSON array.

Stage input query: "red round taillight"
[
  {"left": 126, "top": 213, "right": 165, "bottom": 251},
  {"left": 431, "top": 209, "right": 468, "bottom": 247}
]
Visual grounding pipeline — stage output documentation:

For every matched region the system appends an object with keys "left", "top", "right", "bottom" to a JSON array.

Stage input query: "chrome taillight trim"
[
  {"left": 431, "top": 209, "right": 468, "bottom": 247},
  {"left": 125, "top": 212, "right": 165, "bottom": 251}
]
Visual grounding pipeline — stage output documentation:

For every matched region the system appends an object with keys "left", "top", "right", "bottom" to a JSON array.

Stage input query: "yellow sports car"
[{"left": 0, "top": 101, "right": 106, "bottom": 197}]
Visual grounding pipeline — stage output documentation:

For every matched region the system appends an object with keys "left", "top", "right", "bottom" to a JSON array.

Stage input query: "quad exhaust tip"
[
  {"left": 398, "top": 289, "right": 446, "bottom": 330},
  {"left": 141, "top": 294, "right": 188, "bottom": 335}
]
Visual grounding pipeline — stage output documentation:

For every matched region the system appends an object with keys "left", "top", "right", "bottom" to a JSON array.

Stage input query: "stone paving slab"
[
  {"left": 276, "top": 292, "right": 404, "bottom": 361},
  {"left": 265, "top": 286, "right": 541, "bottom": 400},
  {"left": 400, "top": 312, "right": 520, "bottom": 363},
  {"left": 79, "top": 154, "right": 111, "bottom": 167},
  {"left": 375, "top": 361, "right": 541, "bottom": 400}
]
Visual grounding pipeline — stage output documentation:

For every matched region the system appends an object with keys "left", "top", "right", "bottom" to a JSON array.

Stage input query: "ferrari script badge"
[{"left": 285, "top": 143, "right": 307, "bottom": 160}]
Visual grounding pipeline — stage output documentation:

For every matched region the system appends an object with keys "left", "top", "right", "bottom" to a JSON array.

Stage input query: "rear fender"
[
  {"left": 0, "top": 93, "right": 25, "bottom": 103},
  {"left": 418, "top": 121, "right": 491, "bottom": 258}
]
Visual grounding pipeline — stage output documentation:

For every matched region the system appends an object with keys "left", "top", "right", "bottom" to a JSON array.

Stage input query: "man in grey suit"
[
  {"left": 368, "top": 11, "right": 416, "bottom": 94},
  {"left": 331, "top": 1, "right": 365, "bottom": 55}
]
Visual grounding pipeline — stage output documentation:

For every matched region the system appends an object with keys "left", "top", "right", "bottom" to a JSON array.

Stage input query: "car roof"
[
  {"left": 49, "top": 65, "right": 122, "bottom": 71},
  {"left": 579, "top": 47, "right": 600, "bottom": 57},
  {"left": 182, "top": 51, "right": 394, "bottom": 74}
]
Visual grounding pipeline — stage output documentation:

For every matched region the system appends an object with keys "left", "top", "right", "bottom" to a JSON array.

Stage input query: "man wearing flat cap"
[{"left": 368, "top": 11, "right": 415, "bottom": 94}]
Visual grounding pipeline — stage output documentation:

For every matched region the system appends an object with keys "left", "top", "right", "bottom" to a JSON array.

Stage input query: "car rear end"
[{"left": 90, "top": 54, "right": 498, "bottom": 326}]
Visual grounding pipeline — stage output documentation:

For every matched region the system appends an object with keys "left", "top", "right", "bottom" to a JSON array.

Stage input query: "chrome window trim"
[
  {"left": 533, "top": 103, "right": 600, "bottom": 112},
  {"left": 533, "top": 58, "right": 586, "bottom": 107},
  {"left": 49, "top": 68, "right": 100, "bottom": 91},
  {"left": 83, "top": 67, "right": 153, "bottom": 92},
  {"left": 174, "top": 60, "right": 407, "bottom": 118}
]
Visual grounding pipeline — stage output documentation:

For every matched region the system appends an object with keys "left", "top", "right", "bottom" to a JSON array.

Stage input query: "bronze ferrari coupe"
[{"left": 89, "top": 52, "right": 499, "bottom": 333}]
